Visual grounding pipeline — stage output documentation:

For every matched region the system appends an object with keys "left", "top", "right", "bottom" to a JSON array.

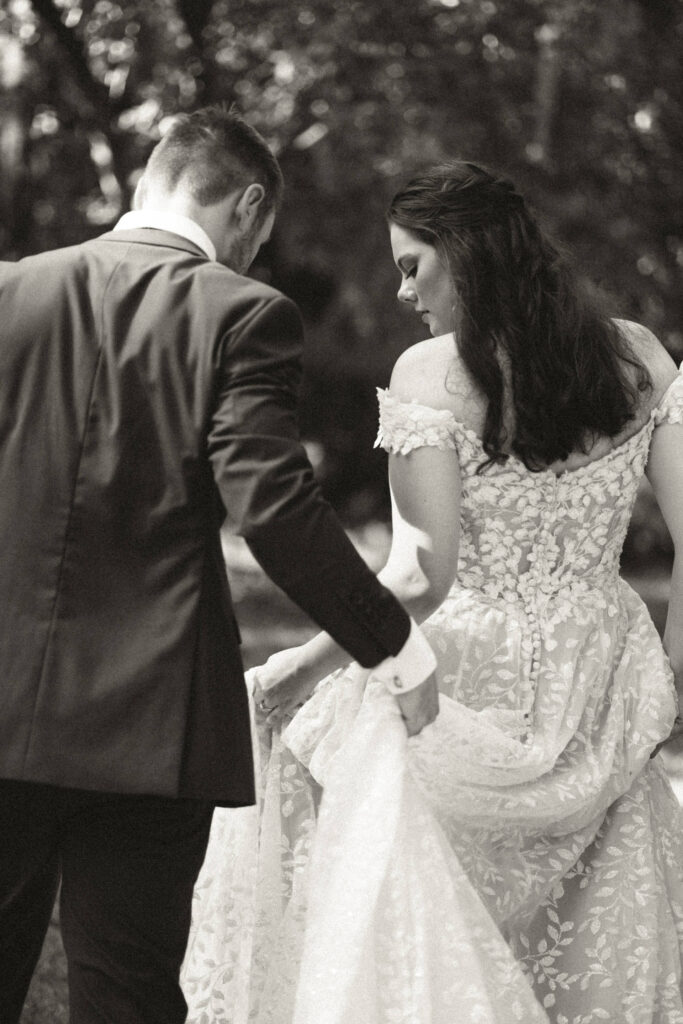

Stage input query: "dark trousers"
[{"left": 0, "top": 779, "right": 214, "bottom": 1024}]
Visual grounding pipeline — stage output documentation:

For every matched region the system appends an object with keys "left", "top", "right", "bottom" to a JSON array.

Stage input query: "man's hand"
[{"left": 395, "top": 671, "right": 440, "bottom": 737}]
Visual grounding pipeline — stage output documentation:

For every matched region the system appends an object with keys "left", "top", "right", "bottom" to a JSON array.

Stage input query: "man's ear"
[{"left": 235, "top": 183, "right": 266, "bottom": 229}]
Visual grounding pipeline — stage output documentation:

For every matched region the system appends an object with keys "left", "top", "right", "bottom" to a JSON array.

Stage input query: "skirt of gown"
[{"left": 181, "top": 579, "right": 683, "bottom": 1024}]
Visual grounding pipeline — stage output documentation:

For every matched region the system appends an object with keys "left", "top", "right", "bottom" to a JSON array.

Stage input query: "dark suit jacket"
[{"left": 0, "top": 228, "right": 410, "bottom": 805}]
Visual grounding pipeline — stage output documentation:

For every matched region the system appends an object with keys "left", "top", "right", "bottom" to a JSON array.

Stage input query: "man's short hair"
[{"left": 145, "top": 107, "right": 284, "bottom": 216}]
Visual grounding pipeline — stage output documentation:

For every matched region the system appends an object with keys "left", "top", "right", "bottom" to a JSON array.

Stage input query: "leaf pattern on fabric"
[{"left": 182, "top": 368, "right": 683, "bottom": 1024}]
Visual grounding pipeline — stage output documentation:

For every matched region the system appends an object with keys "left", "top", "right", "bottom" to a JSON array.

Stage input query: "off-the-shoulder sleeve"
[
  {"left": 654, "top": 367, "right": 683, "bottom": 427},
  {"left": 374, "top": 388, "right": 458, "bottom": 455}
]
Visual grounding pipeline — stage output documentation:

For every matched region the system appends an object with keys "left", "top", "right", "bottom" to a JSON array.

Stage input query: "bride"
[{"left": 182, "top": 162, "right": 683, "bottom": 1023}]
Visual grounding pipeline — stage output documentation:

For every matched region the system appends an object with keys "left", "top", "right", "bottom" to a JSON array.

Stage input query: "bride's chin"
[{"left": 424, "top": 315, "right": 447, "bottom": 336}]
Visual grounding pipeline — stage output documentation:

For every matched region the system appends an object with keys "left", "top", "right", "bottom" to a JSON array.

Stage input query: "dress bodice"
[{"left": 376, "top": 371, "right": 683, "bottom": 620}]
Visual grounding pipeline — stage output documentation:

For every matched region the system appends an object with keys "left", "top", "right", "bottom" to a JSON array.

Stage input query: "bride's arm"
[
  {"left": 253, "top": 361, "right": 462, "bottom": 714},
  {"left": 253, "top": 445, "right": 461, "bottom": 715},
  {"left": 378, "top": 444, "right": 461, "bottom": 619}
]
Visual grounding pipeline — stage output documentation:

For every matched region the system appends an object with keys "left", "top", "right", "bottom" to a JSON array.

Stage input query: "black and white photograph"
[{"left": 1, "top": 1, "right": 683, "bottom": 1021}]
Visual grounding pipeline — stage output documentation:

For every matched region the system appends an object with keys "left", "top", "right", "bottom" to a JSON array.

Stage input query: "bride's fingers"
[
  {"left": 252, "top": 679, "right": 281, "bottom": 711},
  {"left": 263, "top": 699, "right": 307, "bottom": 728},
  {"left": 253, "top": 685, "right": 280, "bottom": 718},
  {"left": 251, "top": 678, "right": 265, "bottom": 702},
  {"left": 265, "top": 706, "right": 293, "bottom": 728}
]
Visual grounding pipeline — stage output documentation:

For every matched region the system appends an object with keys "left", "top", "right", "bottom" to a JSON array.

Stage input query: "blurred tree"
[
  {"left": 2, "top": 0, "right": 681, "bottom": 524},
  {"left": 0, "top": 27, "right": 30, "bottom": 252}
]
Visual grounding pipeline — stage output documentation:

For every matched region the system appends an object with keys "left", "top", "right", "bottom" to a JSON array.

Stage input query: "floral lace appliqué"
[{"left": 374, "top": 387, "right": 459, "bottom": 455}]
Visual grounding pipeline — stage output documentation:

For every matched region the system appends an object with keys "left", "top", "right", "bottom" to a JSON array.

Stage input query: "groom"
[{"left": 0, "top": 107, "right": 438, "bottom": 1022}]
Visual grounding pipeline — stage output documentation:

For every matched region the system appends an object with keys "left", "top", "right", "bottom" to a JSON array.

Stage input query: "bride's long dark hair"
[{"left": 388, "top": 162, "right": 651, "bottom": 471}]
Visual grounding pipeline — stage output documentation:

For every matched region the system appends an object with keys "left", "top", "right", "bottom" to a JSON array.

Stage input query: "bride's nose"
[{"left": 397, "top": 279, "right": 416, "bottom": 304}]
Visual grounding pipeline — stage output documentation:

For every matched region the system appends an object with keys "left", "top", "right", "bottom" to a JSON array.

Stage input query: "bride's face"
[{"left": 390, "top": 223, "right": 457, "bottom": 337}]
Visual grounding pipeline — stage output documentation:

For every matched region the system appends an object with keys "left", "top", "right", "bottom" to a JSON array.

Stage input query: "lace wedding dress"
[{"left": 182, "top": 370, "right": 683, "bottom": 1024}]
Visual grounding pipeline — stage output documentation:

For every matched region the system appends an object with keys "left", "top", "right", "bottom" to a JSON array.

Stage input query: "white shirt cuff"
[{"left": 373, "top": 619, "right": 437, "bottom": 695}]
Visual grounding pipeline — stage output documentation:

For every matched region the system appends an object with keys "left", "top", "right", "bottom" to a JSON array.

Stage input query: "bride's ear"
[{"left": 236, "top": 183, "right": 266, "bottom": 230}]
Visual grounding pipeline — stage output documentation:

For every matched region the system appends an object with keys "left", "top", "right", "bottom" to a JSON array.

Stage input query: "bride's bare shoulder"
[
  {"left": 613, "top": 319, "right": 678, "bottom": 400},
  {"left": 389, "top": 333, "right": 476, "bottom": 416}
]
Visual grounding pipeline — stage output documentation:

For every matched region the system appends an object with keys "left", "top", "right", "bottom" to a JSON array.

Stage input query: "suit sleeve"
[{"left": 207, "top": 291, "right": 410, "bottom": 667}]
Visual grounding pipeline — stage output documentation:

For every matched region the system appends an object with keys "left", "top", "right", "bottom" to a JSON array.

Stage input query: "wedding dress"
[{"left": 182, "top": 369, "right": 683, "bottom": 1024}]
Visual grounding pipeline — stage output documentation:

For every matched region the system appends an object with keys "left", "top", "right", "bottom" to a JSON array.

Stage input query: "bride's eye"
[{"left": 405, "top": 265, "right": 417, "bottom": 279}]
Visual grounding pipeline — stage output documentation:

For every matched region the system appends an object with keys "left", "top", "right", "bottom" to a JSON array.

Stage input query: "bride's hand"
[{"left": 250, "top": 647, "right": 318, "bottom": 725}]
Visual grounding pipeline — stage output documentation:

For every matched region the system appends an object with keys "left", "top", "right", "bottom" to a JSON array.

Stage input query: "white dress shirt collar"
[{"left": 114, "top": 210, "right": 216, "bottom": 262}]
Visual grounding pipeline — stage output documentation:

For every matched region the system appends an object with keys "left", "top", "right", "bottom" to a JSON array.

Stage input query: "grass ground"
[{"left": 20, "top": 529, "right": 683, "bottom": 1022}]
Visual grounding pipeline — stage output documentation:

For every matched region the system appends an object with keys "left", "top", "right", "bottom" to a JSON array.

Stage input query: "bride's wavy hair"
[{"left": 388, "top": 162, "right": 651, "bottom": 471}]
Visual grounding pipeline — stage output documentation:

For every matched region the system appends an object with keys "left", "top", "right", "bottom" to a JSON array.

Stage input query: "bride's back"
[
  {"left": 386, "top": 323, "right": 679, "bottom": 601},
  {"left": 404, "top": 321, "right": 677, "bottom": 477}
]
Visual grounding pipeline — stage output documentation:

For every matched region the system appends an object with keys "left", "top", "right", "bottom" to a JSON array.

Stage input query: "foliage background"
[{"left": 1, "top": 0, "right": 681, "bottom": 546}]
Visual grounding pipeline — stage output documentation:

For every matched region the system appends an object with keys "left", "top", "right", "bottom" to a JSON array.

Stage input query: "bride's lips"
[{"left": 420, "top": 311, "right": 430, "bottom": 324}]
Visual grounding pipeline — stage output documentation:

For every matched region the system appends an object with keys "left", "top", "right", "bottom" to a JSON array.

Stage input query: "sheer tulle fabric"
[{"left": 182, "top": 369, "right": 683, "bottom": 1024}]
